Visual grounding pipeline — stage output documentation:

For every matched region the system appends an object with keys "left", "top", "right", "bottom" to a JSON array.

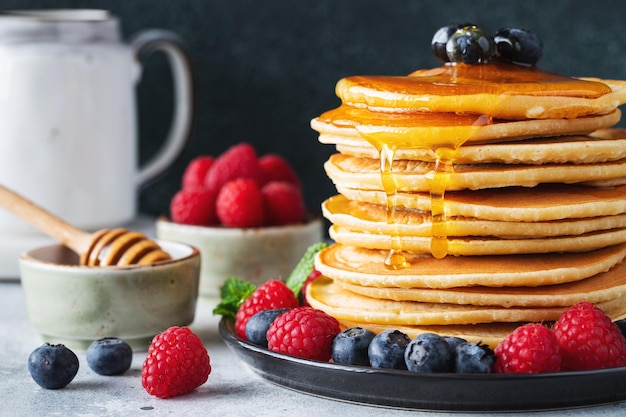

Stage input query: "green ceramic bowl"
[
  {"left": 19, "top": 240, "right": 200, "bottom": 350},
  {"left": 156, "top": 217, "right": 324, "bottom": 298}
]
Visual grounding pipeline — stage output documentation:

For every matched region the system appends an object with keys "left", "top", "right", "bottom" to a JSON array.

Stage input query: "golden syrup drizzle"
[
  {"left": 329, "top": 63, "right": 570, "bottom": 263},
  {"left": 337, "top": 61, "right": 612, "bottom": 103},
  {"left": 379, "top": 145, "right": 409, "bottom": 269},
  {"left": 426, "top": 150, "right": 454, "bottom": 259},
  {"left": 349, "top": 107, "right": 491, "bottom": 264}
]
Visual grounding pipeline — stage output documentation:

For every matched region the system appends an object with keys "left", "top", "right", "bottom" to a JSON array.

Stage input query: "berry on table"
[
  {"left": 261, "top": 181, "right": 306, "bottom": 226},
  {"left": 28, "top": 343, "right": 79, "bottom": 389},
  {"left": 368, "top": 329, "right": 410, "bottom": 370},
  {"left": 170, "top": 186, "right": 218, "bottom": 226},
  {"left": 86, "top": 337, "right": 133, "bottom": 376},
  {"left": 234, "top": 280, "right": 299, "bottom": 340},
  {"left": 245, "top": 308, "right": 291, "bottom": 348},
  {"left": 455, "top": 341, "right": 494, "bottom": 373},
  {"left": 493, "top": 323, "right": 561, "bottom": 374},
  {"left": 182, "top": 156, "right": 214, "bottom": 189},
  {"left": 404, "top": 332, "right": 453, "bottom": 373},
  {"left": 553, "top": 302, "right": 626, "bottom": 371},
  {"left": 216, "top": 178, "right": 266, "bottom": 227},
  {"left": 266, "top": 306, "right": 341, "bottom": 361},
  {"left": 142, "top": 326, "right": 211, "bottom": 399},
  {"left": 331, "top": 327, "right": 376, "bottom": 366}
]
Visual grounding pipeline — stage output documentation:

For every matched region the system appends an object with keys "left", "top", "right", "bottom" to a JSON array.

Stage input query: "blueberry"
[
  {"left": 404, "top": 333, "right": 453, "bottom": 373},
  {"left": 331, "top": 327, "right": 376, "bottom": 366},
  {"left": 444, "top": 336, "right": 467, "bottom": 351},
  {"left": 494, "top": 28, "right": 543, "bottom": 66},
  {"left": 446, "top": 25, "right": 495, "bottom": 64},
  {"left": 431, "top": 22, "right": 475, "bottom": 63},
  {"left": 455, "top": 341, "right": 494, "bottom": 373},
  {"left": 28, "top": 343, "right": 79, "bottom": 389},
  {"left": 86, "top": 337, "right": 133, "bottom": 376},
  {"left": 368, "top": 329, "right": 410, "bottom": 369},
  {"left": 245, "top": 308, "right": 290, "bottom": 347}
]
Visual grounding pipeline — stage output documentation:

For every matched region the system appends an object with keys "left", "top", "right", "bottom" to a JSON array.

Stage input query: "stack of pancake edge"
[{"left": 307, "top": 60, "right": 626, "bottom": 347}]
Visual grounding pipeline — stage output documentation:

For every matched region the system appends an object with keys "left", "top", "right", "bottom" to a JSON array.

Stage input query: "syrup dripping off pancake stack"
[{"left": 306, "top": 26, "right": 626, "bottom": 347}]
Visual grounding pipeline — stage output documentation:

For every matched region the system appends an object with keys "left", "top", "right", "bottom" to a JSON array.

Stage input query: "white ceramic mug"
[{"left": 0, "top": 9, "right": 194, "bottom": 233}]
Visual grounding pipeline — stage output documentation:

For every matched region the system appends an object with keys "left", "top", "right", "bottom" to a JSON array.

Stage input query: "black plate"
[{"left": 219, "top": 319, "right": 626, "bottom": 412}]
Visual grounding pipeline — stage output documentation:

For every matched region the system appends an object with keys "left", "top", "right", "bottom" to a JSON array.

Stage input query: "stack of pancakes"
[{"left": 307, "top": 61, "right": 626, "bottom": 347}]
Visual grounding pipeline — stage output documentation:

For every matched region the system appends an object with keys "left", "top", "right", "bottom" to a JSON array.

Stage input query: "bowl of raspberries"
[{"left": 157, "top": 142, "right": 323, "bottom": 298}]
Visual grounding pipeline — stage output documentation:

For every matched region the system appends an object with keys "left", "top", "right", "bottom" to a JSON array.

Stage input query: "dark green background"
[{"left": 3, "top": 0, "right": 626, "bottom": 218}]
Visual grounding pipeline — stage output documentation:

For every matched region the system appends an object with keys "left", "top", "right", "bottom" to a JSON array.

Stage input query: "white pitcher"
[{"left": 0, "top": 9, "right": 194, "bottom": 233}]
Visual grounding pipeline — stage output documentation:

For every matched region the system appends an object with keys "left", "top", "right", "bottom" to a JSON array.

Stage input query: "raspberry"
[
  {"left": 493, "top": 323, "right": 561, "bottom": 373},
  {"left": 170, "top": 186, "right": 218, "bottom": 226},
  {"left": 182, "top": 156, "right": 214, "bottom": 189},
  {"left": 554, "top": 302, "right": 626, "bottom": 371},
  {"left": 142, "top": 326, "right": 211, "bottom": 398},
  {"left": 259, "top": 154, "right": 301, "bottom": 189},
  {"left": 261, "top": 181, "right": 306, "bottom": 225},
  {"left": 204, "top": 142, "right": 263, "bottom": 192},
  {"left": 267, "top": 306, "right": 341, "bottom": 361},
  {"left": 234, "top": 280, "right": 299, "bottom": 340},
  {"left": 216, "top": 179, "right": 266, "bottom": 227}
]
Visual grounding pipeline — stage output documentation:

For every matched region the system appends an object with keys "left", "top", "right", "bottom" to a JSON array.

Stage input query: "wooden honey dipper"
[{"left": 0, "top": 184, "right": 172, "bottom": 266}]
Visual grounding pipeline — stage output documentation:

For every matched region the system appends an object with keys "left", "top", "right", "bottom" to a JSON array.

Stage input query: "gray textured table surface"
[{"left": 2, "top": 281, "right": 626, "bottom": 417}]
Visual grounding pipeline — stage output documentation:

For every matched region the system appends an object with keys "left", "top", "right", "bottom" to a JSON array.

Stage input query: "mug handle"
[{"left": 130, "top": 29, "right": 195, "bottom": 188}]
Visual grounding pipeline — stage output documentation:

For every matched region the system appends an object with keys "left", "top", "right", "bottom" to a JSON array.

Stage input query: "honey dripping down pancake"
[
  {"left": 308, "top": 23, "right": 626, "bottom": 345},
  {"left": 311, "top": 37, "right": 626, "bottom": 263}
]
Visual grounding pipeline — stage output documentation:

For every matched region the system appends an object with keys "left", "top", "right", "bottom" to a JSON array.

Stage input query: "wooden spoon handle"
[{"left": 0, "top": 184, "right": 93, "bottom": 254}]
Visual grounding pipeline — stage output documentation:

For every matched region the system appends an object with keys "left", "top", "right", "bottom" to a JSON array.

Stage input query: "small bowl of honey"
[{"left": 19, "top": 239, "right": 200, "bottom": 350}]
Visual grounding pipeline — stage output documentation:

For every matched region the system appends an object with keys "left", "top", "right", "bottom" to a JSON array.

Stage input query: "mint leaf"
[
  {"left": 212, "top": 277, "right": 256, "bottom": 320},
  {"left": 285, "top": 241, "right": 329, "bottom": 296}
]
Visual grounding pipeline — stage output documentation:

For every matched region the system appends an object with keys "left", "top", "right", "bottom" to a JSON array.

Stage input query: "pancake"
[
  {"left": 335, "top": 62, "right": 626, "bottom": 119},
  {"left": 314, "top": 124, "right": 626, "bottom": 165},
  {"left": 309, "top": 35, "right": 626, "bottom": 348},
  {"left": 314, "top": 108, "right": 623, "bottom": 150},
  {"left": 323, "top": 194, "right": 626, "bottom": 238},
  {"left": 334, "top": 254, "right": 626, "bottom": 307},
  {"left": 306, "top": 276, "right": 626, "bottom": 326},
  {"left": 325, "top": 153, "right": 626, "bottom": 192},
  {"left": 336, "top": 184, "right": 626, "bottom": 222},
  {"left": 331, "top": 225, "right": 626, "bottom": 255},
  {"left": 307, "top": 277, "right": 566, "bottom": 325},
  {"left": 315, "top": 243, "right": 626, "bottom": 288}
]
